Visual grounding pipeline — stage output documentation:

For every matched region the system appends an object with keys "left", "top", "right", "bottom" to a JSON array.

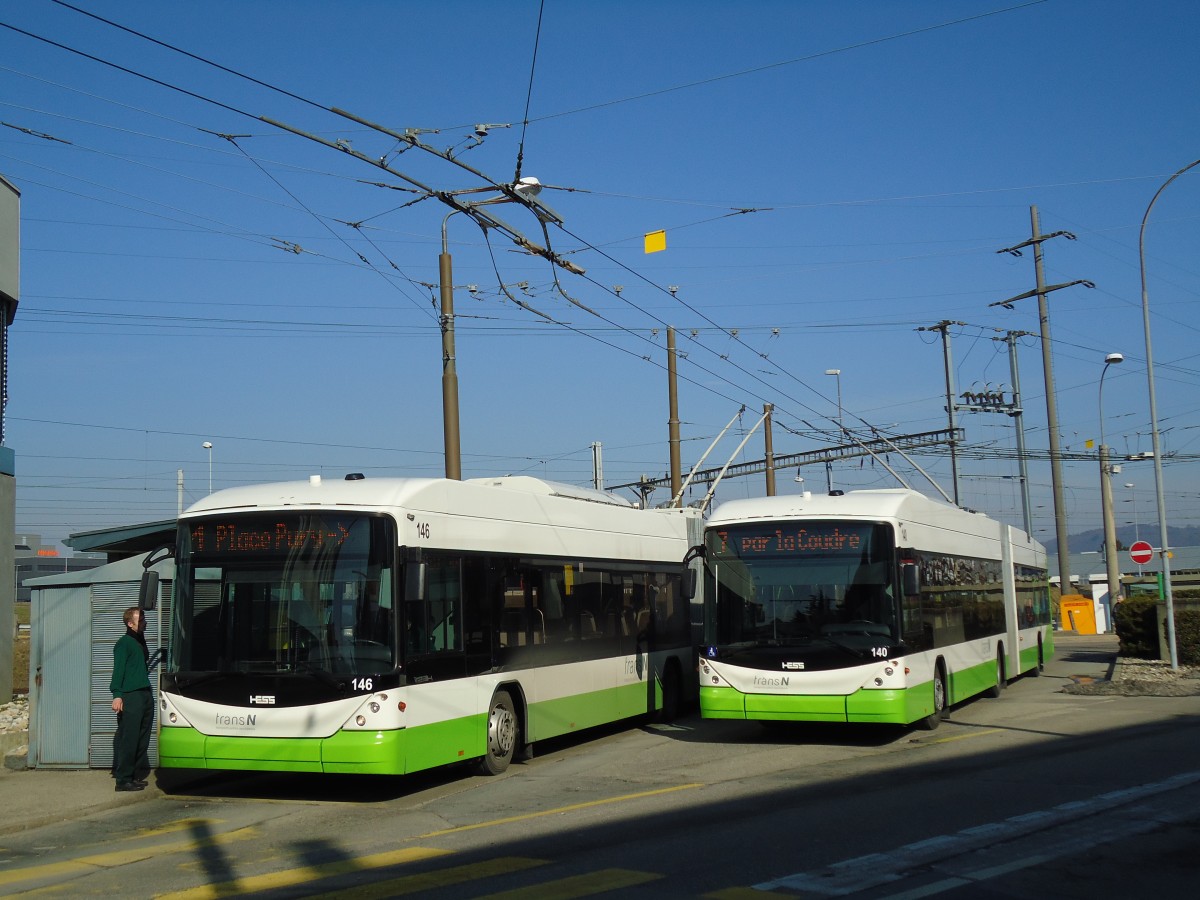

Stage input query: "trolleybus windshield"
[
  {"left": 704, "top": 520, "right": 899, "bottom": 647},
  {"left": 172, "top": 513, "right": 397, "bottom": 677}
]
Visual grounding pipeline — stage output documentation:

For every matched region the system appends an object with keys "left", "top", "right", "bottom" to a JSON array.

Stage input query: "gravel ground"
[
  {"left": 2, "top": 695, "right": 29, "bottom": 736},
  {"left": 1064, "top": 657, "right": 1200, "bottom": 696}
]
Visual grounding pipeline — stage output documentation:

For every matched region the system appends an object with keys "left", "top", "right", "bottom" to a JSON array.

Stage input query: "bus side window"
[{"left": 408, "top": 556, "right": 463, "bottom": 654}]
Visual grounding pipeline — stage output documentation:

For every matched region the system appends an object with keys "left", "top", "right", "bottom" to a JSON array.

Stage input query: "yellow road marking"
[
  {"left": 473, "top": 868, "right": 661, "bottom": 899},
  {"left": 4, "top": 784, "right": 702, "bottom": 895},
  {"left": 0, "top": 826, "right": 259, "bottom": 888},
  {"left": 420, "top": 783, "right": 705, "bottom": 837},
  {"left": 155, "top": 846, "right": 451, "bottom": 900},
  {"left": 136, "top": 818, "right": 226, "bottom": 839},
  {"left": 307, "top": 856, "right": 548, "bottom": 899}
]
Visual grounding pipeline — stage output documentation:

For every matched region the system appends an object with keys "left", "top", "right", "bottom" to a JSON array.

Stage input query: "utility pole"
[
  {"left": 993, "top": 206, "right": 1094, "bottom": 592},
  {"left": 439, "top": 213, "right": 462, "bottom": 480},
  {"left": 667, "top": 326, "right": 682, "bottom": 503},
  {"left": 917, "top": 321, "right": 965, "bottom": 505}
]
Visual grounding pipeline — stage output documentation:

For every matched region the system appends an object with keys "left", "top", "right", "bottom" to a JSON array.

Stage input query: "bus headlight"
[
  {"left": 884, "top": 666, "right": 895, "bottom": 676},
  {"left": 369, "top": 702, "right": 380, "bottom": 713},
  {"left": 356, "top": 715, "right": 366, "bottom": 726}
]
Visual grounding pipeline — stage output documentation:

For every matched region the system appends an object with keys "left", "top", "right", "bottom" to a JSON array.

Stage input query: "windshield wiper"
[
  {"left": 292, "top": 661, "right": 344, "bottom": 690},
  {"left": 175, "top": 670, "right": 243, "bottom": 689},
  {"left": 818, "top": 634, "right": 870, "bottom": 656}
]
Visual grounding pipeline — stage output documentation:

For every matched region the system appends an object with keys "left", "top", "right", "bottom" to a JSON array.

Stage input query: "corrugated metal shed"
[{"left": 28, "top": 553, "right": 172, "bottom": 769}]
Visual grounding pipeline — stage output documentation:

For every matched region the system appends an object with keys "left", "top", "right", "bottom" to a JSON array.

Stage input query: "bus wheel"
[
  {"left": 478, "top": 690, "right": 518, "bottom": 776},
  {"left": 986, "top": 650, "right": 1006, "bottom": 698},
  {"left": 920, "top": 665, "right": 947, "bottom": 730},
  {"left": 657, "top": 662, "right": 682, "bottom": 723}
]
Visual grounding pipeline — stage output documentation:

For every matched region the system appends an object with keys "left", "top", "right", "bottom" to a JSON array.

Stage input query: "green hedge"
[
  {"left": 1177, "top": 610, "right": 1200, "bottom": 666},
  {"left": 1114, "top": 596, "right": 1200, "bottom": 664},
  {"left": 1114, "top": 596, "right": 1159, "bottom": 659}
]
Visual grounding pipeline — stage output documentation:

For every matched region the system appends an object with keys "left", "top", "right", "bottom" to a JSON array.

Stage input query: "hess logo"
[{"left": 249, "top": 695, "right": 276, "bottom": 705}]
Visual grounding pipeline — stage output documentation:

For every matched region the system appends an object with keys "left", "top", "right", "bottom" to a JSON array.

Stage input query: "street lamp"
[
  {"left": 202, "top": 441, "right": 213, "bottom": 494},
  {"left": 1138, "top": 157, "right": 1199, "bottom": 670},
  {"left": 825, "top": 369, "right": 843, "bottom": 492},
  {"left": 1098, "top": 352, "right": 1123, "bottom": 621}
]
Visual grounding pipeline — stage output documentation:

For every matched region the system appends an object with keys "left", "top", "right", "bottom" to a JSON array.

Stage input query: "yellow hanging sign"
[{"left": 644, "top": 230, "right": 666, "bottom": 254}]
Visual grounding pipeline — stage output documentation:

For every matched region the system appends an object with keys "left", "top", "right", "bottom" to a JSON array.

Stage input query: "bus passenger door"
[{"left": 402, "top": 554, "right": 467, "bottom": 685}]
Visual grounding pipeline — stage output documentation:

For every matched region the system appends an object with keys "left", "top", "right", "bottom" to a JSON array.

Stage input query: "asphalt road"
[{"left": 1, "top": 634, "right": 1197, "bottom": 898}]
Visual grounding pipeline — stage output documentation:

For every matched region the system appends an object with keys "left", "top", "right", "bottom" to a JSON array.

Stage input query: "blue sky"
[{"left": 2, "top": 0, "right": 1199, "bottom": 555}]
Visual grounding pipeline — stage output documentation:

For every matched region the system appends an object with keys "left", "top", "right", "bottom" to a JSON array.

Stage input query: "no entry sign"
[{"left": 1129, "top": 540, "right": 1154, "bottom": 565}]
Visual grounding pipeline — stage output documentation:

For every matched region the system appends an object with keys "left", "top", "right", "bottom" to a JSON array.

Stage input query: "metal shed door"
[{"left": 32, "top": 586, "right": 92, "bottom": 767}]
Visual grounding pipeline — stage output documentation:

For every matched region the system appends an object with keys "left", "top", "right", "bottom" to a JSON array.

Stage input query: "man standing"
[{"left": 111, "top": 607, "right": 153, "bottom": 792}]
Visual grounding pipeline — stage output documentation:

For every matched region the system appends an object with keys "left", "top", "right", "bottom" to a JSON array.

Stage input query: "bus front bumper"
[
  {"left": 699, "top": 684, "right": 929, "bottom": 725},
  {"left": 158, "top": 727, "right": 408, "bottom": 775}
]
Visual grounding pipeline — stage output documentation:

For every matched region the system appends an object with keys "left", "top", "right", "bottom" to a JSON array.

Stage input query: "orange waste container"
[{"left": 1059, "top": 595, "right": 1097, "bottom": 634}]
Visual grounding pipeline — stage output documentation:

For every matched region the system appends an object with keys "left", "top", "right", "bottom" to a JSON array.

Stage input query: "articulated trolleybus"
[
  {"left": 157, "top": 474, "right": 700, "bottom": 776},
  {"left": 688, "top": 489, "right": 1050, "bottom": 729}
]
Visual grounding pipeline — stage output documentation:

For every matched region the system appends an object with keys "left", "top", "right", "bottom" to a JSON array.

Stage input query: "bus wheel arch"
[
  {"left": 919, "top": 659, "right": 948, "bottom": 730},
  {"left": 477, "top": 685, "right": 523, "bottom": 776},
  {"left": 656, "top": 658, "right": 683, "bottom": 723}
]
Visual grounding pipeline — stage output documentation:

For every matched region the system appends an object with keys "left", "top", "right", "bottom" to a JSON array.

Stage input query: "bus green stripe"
[
  {"left": 949, "top": 657, "right": 998, "bottom": 703},
  {"left": 160, "top": 680, "right": 661, "bottom": 774}
]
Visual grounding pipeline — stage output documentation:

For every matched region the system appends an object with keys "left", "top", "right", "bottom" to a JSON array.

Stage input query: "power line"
[{"left": 523, "top": 1, "right": 1050, "bottom": 123}]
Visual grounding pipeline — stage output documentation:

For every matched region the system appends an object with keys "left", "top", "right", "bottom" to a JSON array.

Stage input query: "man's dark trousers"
[{"left": 114, "top": 688, "right": 153, "bottom": 782}]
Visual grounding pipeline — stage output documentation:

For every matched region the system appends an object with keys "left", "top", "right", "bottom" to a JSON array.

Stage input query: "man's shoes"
[
  {"left": 115, "top": 781, "right": 145, "bottom": 792},
  {"left": 132, "top": 778, "right": 149, "bottom": 787}
]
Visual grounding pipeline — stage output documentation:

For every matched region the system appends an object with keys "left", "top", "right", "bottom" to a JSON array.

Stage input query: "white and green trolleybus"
[
  {"left": 156, "top": 474, "right": 701, "bottom": 776},
  {"left": 686, "top": 489, "right": 1051, "bottom": 728}
]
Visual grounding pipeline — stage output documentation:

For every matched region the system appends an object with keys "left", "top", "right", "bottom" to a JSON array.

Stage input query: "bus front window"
[
  {"left": 173, "top": 514, "right": 396, "bottom": 676},
  {"left": 705, "top": 520, "right": 899, "bottom": 646}
]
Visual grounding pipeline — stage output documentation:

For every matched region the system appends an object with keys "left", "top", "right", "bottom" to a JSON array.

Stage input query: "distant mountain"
[{"left": 1043, "top": 525, "right": 1200, "bottom": 556}]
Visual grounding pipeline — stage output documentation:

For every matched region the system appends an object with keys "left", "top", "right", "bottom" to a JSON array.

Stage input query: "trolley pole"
[
  {"left": 918, "top": 321, "right": 965, "bottom": 505},
  {"left": 763, "top": 404, "right": 776, "bottom": 496},
  {"left": 592, "top": 442, "right": 604, "bottom": 491},
  {"left": 1002, "top": 331, "right": 1035, "bottom": 536}
]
